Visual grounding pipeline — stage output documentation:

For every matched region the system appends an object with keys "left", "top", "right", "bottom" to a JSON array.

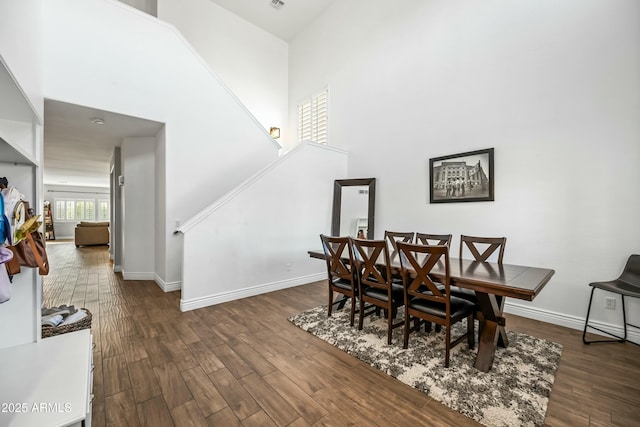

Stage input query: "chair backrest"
[
  {"left": 620, "top": 254, "right": 640, "bottom": 286},
  {"left": 320, "top": 234, "right": 355, "bottom": 283},
  {"left": 351, "top": 238, "right": 392, "bottom": 292},
  {"left": 459, "top": 235, "right": 506, "bottom": 263},
  {"left": 397, "top": 242, "right": 450, "bottom": 305},
  {"left": 416, "top": 233, "right": 452, "bottom": 247},
  {"left": 384, "top": 231, "right": 415, "bottom": 254}
]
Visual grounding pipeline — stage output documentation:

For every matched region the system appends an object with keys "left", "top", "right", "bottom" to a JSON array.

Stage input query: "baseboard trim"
[
  {"left": 154, "top": 274, "right": 181, "bottom": 293},
  {"left": 113, "top": 264, "right": 122, "bottom": 273},
  {"left": 122, "top": 271, "right": 155, "bottom": 280},
  {"left": 504, "top": 301, "right": 640, "bottom": 343},
  {"left": 180, "top": 272, "right": 326, "bottom": 312}
]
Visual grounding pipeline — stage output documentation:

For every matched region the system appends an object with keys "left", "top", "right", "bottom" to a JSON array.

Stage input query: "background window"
[
  {"left": 54, "top": 199, "right": 108, "bottom": 222},
  {"left": 297, "top": 88, "right": 328, "bottom": 144},
  {"left": 98, "top": 200, "right": 110, "bottom": 221}
]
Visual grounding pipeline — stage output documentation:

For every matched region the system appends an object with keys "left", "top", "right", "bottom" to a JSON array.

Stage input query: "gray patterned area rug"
[{"left": 288, "top": 305, "right": 562, "bottom": 427}]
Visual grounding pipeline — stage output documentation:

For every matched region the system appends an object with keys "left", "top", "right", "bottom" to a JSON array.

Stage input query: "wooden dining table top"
[{"left": 307, "top": 249, "right": 555, "bottom": 301}]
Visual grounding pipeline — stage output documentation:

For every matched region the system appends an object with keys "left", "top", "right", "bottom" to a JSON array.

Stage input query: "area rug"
[{"left": 288, "top": 306, "right": 562, "bottom": 427}]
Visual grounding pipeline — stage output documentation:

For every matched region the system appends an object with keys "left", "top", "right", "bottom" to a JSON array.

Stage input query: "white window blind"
[
  {"left": 53, "top": 198, "right": 109, "bottom": 222},
  {"left": 297, "top": 89, "right": 328, "bottom": 144}
]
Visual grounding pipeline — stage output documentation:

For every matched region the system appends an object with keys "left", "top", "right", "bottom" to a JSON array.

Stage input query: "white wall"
[
  {"left": 154, "top": 126, "right": 169, "bottom": 288},
  {"left": 289, "top": 0, "right": 640, "bottom": 333},
  {"left": 119, "top": 0, "right": 156, "bottom": 16},
  {"left": 158, "top": 0, "right": 289, "bottom": 144},
  {"left": 180, "top": 143, "right": 347, "bottom": 311},
  {"left": 43, "top": 0, "right": 280, "bottom": 287},
  {"left": 0, "top": 0, "right": 43, "bottom": 121},
  {"left": 43, "top": 184, "right": 110, "bottom": 239},
  {"left": 121, "top": 137, "right": 155, "bottom": 279}
]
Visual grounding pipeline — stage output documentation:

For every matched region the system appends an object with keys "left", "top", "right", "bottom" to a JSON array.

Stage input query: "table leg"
[
  {"left": 495, "top": 296, "right": 509, "bottom": 348},
  {"left": 474, "top": 292, "right": 507, "bottom": 372}
]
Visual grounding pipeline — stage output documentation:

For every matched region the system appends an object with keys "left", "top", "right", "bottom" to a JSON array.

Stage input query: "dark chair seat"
[
  {"left": 448, "top": 286, "right": 474, "bottom": 301},
  {"left": 331, "top": 278, "right": 355, "bottom": 291},
  {"left": 590, "top": 279, "right": 640, "bottom": 298},
  {"left": 409, "top": 296, "right": 475, "bottom": 320},
  {"left": 362, "top": 286, "right": 403, "bottom": 302},
  {"left": 583, "top": 255, "right": 640, "bottom": 346}
]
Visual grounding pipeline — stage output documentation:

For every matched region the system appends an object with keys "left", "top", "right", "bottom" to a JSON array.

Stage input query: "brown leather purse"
[
  {"left": 9, "top": 231, "right": 49, "bottom": 275},
  {"left": 5, "top": 214, "right": 49, "bottom": 276}
]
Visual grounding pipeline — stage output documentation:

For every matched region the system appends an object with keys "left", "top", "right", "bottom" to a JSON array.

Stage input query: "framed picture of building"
[{"left": 429, "top": 148, "right": 494, "bottom": 203}]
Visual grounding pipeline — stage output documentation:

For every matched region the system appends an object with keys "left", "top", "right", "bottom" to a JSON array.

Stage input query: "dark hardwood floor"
[{"left": 42, "top": 241, "right": 640, "bottom": 426}]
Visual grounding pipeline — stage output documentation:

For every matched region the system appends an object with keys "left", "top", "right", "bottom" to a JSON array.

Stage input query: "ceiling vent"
[{"left": 271, "top": 0, "right": 284, "bottom": 9}]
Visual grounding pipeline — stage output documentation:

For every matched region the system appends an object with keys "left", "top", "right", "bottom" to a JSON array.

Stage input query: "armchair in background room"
[{"left": 74, "top": 222, "right": 110, "bottom": 247}]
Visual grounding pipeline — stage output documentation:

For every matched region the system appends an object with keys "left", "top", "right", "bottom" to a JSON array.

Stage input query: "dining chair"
[
  {"left": 454, "top": 235, "right": 507, "bottom": 335},
  {"left": 351, "top": 237, "right": 404, "bottom": 345},
  {"left": 453, "top": 235, "right": 507, "bottom": 302},
  {"left": 397, "top": 242, "right": 475, "bottom": 367},
  {"left": 320, "top": 234, "right": 358, "bottom": 326},
  {"left": 384, "top": 231, "right": 415, "bottom": 283},
  {"left": 384, "top": 231, "right": 415, "bottom": 255},
  {"left": 583, "top": 254, "right": 640, "bottom": 346},
  {"left": 415, "top": 233, "right": 452, "bottom": 247},
  {"left": 459, "top": 235, "right": 506, "bottom": 263}
]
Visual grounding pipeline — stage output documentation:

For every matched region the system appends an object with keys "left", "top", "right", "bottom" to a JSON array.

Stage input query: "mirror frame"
[{"left": 331, "top": 178, "right": 376, "bottom": 239}]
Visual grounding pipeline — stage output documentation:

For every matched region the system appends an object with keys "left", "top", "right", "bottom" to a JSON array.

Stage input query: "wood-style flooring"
[{"left": 42, "top": 241, "right": 640, "bottom": 426}]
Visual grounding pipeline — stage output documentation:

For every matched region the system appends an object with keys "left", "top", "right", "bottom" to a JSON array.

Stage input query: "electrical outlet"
[{"left": 604, "top": 297, "right": 616, "bottom": 310}]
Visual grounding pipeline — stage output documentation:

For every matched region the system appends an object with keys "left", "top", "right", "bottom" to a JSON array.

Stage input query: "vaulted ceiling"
[
  {"left": 208, "top": 0, "right": 336, "bottom": 41},
  {"left": 44, "top": 0, "right": 335, "bottom": 188}
]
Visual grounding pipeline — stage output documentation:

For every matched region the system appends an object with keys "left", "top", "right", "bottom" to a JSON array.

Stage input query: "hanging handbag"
[
  {"left": 9, "top": 216, "right": 49, "bottom": 276},
  {"left": 0, "top": 246, "right": 14, "bottom": 303}
]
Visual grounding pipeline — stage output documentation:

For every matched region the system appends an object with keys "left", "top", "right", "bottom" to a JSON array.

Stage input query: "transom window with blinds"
[{"left": 297, "top": 89, "right": 328, "bottom": 144}]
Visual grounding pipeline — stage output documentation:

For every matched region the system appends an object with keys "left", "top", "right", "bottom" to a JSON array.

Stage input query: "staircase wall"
[
  {"left": 179, "top": 142, "right": 347, "bottom": 311},
  {"left": 42, "top": 0, "right": 281, "bottom": 286}
]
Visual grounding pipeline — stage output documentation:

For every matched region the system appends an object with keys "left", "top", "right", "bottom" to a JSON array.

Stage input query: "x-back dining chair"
[
  {"left": 416, "top": 233, "right": 452, "bottom": 248},
  {"left": 459, "top": 235, "right": 506, "bottom": 263},
  {"left": 384, "top": 231, "right": 415, "bottom": 285},
  {"left": 454, "top": 235, "right": 507, "bottom": 338},
  {"left": 320, "top": 234, "right": 358, "bottom": 326},
  {"left": 583, "top": 254, "right": 640, "bottom": 346},
  {"left": 351, "top": 237, "right": 404, "bottom": 344},
  {"left": 384, "top": 231, "right": 415, "bottom": 255},
  {"left": 453, "top": 235, "right": 507, "bottom": 301},
  {"left": 397, "top": 242, "right": 475, "bottom": 367}
]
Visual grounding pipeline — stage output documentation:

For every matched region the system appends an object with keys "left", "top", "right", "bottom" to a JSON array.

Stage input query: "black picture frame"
[{"left": 429, "top": 148, "right": 494, "bottom": 203}]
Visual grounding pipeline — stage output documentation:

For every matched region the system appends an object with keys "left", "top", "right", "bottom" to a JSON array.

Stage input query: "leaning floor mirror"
[{"left": 331, "top": 178, "right": 376, "bottom": 239}]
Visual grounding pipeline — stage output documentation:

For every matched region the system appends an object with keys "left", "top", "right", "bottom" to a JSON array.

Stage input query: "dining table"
[{"left": 308, "top": 249, "right": 555, "bottom": 372}]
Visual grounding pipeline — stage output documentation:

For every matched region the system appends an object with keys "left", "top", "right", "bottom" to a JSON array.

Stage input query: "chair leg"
[
  {"left": 358, "top": 296, "right": 365, "bottom": 330},
  {"left": 350, "top": 295, "right": 356, "bottom": 326},
  {"left": 403, "top": 311, "right": 410, "bottom": 349},
  {"left": 328, "top": 289, "right": 333, "bottom": 318},
  {"left": 467, "top": 313, "right": 475, "bottom": 350},
  {"left": 387, "top": 308, "right": 393, "bottom": 345},
  {"left": 444, "top": 325, "right": 451, "bottom": 368},
  {"left": 622, "top": 294, "right": 628, "bottom": 341},
  {"left": 583, "top": 287, "right": 626, "bottom": 344}
]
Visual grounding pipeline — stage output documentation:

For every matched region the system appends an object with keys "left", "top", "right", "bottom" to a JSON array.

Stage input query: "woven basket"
[{"left": 42, "top": 308, "right": 92, "bottom": 338}]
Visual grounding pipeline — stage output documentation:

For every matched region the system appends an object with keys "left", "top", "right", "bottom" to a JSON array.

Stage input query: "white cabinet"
[{"left": 0, "top": 330, "right": 93, "bottom": 427}]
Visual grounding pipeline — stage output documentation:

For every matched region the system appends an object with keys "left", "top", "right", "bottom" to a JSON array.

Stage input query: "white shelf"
[{"left": 0, "top": 329, "right": 92, "bottom": 427}]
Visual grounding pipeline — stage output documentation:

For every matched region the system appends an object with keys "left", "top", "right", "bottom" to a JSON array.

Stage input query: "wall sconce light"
[{"left": 269, "top": 127, "right": 280, "bottom": 139}]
